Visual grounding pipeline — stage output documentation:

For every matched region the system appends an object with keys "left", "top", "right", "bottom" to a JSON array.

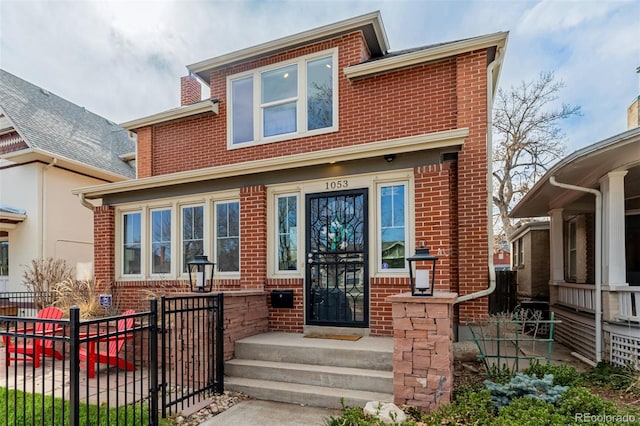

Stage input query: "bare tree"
[{"left": 493, "top": 71, "right": 581, "bottom": 240}]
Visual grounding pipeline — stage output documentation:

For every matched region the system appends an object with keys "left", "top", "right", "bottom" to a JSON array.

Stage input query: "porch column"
[
  {"left": 388, "top": 292, "right": 456, "bottom": 412},
  {"left": 600, "top": 171, "right": 628, "bottom": 287},
  {"left": 548, "top": 209, "right": 565, "bottom": 285}
]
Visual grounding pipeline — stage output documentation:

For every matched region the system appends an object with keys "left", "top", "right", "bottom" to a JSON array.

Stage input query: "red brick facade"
[{"left": 94, "top": 18, "right": 500, "bottom": 336}]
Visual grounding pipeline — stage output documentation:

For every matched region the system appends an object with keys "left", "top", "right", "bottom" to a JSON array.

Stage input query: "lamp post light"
[
  {"left": 187, "top": 255, "right": 215, "bottom": 293},
  {"left": 407, "top": 247, "right": 438, "bottom": 296}
]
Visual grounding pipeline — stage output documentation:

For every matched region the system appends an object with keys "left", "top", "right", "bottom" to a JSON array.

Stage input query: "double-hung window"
[
  {"left": 151, "top": 208, "right": 171, "bottom": 274},
  {"left": 276, "top": 194, "right": 298, "bottom": 272},
  {"left": 182, "top": 205, "right": 204, "bottom": 273},
  {"left": 567, "top": 220, "right": 577, "bottom": 281},
  {"left": 215, "top": 201, "right": 240, "bottom": 272},
  {"left": 228, "top": 49, "right": 337, "bottom": 147},
  {"left": 379, "top": 183, "right": 408, "bottom": 271},
  {"left": 123, "top": 212, "right": 142, "bottom": 275}
]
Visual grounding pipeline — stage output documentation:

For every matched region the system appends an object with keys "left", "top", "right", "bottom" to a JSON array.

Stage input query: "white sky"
[{"left": 1, "top": 0, "right": 639, "bottom": 152}]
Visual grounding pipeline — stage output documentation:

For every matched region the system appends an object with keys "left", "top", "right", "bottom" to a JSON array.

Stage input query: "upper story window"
[{"left": 228, "top": 49, "right": 338, "bottom": 148}]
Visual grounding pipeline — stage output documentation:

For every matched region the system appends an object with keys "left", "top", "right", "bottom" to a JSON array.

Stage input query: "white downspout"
[
  {"left": 41, "top": 158, "right": 57, "bottom": 258},
  {"left": 455, "top": 47, "right": 502, "bottom": 304},
  {"left": 78, "top": 193, "right": 95, "bottom": 211},
  {"left": 549, "top": 176, "right": 602, "bottom": 363}
]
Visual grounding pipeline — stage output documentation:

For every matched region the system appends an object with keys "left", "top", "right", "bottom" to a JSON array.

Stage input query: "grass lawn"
[{"left": 0, "top": 387, "right": 173, "bottom": 425}]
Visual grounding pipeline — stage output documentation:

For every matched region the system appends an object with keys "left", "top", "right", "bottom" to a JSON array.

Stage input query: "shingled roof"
[{"left": 0, "top": 69, "right": 135, "bottom": 179}]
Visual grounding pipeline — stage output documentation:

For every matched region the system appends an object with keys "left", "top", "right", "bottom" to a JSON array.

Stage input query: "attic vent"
[{"left": 40, "top": 88, "right": 50, "bottom": 96}]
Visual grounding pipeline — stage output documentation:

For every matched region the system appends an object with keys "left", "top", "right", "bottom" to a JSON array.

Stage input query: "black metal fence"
[
  {"left": 0, "top": 293, "right": 224, "bottom": 425},
  {"left": 160, "top": 294, "right": 224, "bottom": 417},
  {"left": 0, "top": 292, "right": 55, "bottom": 318}
]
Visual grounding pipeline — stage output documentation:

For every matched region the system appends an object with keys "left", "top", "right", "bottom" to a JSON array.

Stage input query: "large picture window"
[
  {"left": 379, "top": 183, "right": 408, "bottom": 271},
  {"left": 182, "top": 205, "right": 203, "bottom": 273},
  {"left": 123, "top": 212, "right": 141, "bottom": 275},
  {"left": 276, "top": 195, "right": 298, "bottom": 271},
  {"left": 228, "top": 49, "right": 337, "bottom": 147},
  {"left": 216, "top": 201, "right": 240, "bottom": 272},
  {"left": 150, "top": 208, "right": 171, "bottom": 274}
]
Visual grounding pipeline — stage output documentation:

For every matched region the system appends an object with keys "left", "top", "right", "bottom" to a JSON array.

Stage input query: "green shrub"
[
  {"left": 523, "top": 360, "right": 581, "bottom": 386},
  {"left": 556, "top": 386, "right": 617, "bottom": 417},
  {"left": 495, "top": 397, "right": 565, "bottom": 425},
  {"left": 580, "top": 362, "right": 638, "bottom": 393},
  {"left": 484, "top": 373, "right": 568, "bottom": 408},
  {"left": 422, "top": 387, "right": 495, "bottom": 425}
]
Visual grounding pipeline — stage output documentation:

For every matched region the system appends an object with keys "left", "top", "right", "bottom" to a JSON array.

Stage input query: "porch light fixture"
[
  {"left": 187, "top": 255, "right": 215, "bottom": 293},
  {"left": 407, "top": 247, "right": 438, "bottom": 296}
]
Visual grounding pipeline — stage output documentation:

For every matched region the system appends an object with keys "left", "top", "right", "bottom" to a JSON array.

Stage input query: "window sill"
[{"left": 228, "top": 126, "right": 338, "bottom": 150}]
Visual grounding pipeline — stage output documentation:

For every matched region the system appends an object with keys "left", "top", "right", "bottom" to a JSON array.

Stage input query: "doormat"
[{"left": 304, "top": 333, "right": 362, "bottom": 341}]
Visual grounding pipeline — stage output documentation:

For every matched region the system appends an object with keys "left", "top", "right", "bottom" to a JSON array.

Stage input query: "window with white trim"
[
  {"left": 228, "top": 49, "right": 337, "bottom": 147},
  {"left": 215, "top": 201, "right": 240, "bottom": 272},
  {"left": 150, "top": 208, "right": 171, "bottom": 274},
  {"left": 276, "top": 194, "right": 298, "bottom": 271},
  {"left": 378, "top": 183, "right": 408, "bottom": 271},
  {"left": 182, "top": 205, "right": 204, "bottom": 273},
  {"left": 122, "top": 212, "right": 141, "bottom": 275}
]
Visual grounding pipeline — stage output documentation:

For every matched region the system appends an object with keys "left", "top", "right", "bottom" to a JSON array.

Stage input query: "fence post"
[
  {"left": 149, "top": 298, "right": 159, "bottom": 426},
  {"left": 160, "top": 296, "right": 167, "bottom": 419},
  {"left": 69, "top": 306, "right": 80, "bottom": 426},
  {"left": 215, "top": 293, "right": 224, "bottom": 394}
]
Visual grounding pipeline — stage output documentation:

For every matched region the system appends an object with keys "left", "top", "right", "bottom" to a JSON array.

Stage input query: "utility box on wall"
[{"left": 271, "top": 290, "right": 294, "bottom": 309}]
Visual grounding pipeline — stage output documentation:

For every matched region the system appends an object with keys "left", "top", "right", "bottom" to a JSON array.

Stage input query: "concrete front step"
[
  {"left": 225, "top": 332, "right": 394, "bottom": 409},
  {"left": 225, "top": 376, "right": 393, "bottom": 409},
  {"left": 226, "top": 358, "right": 393, "bottom": 393},
  {"left": 233, "top": 332, "right": 393, "bottom": 370}
]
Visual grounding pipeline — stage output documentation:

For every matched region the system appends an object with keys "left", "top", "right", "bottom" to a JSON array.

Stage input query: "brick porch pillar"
[{"left": 387, "top": 291, "right": 457, "bottom": 412}]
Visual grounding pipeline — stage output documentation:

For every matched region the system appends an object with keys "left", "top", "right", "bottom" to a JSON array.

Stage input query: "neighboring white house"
[
  {"left": 511, "top": 123, "right": 640, "bottom": 366},
  {"left": 0, "top": 69, "right": 135, "bottom": 291}
]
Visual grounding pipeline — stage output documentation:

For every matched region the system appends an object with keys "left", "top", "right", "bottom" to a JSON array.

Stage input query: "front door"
[{"left": 305, "top": 189, "right": 368, "bottom": 327}]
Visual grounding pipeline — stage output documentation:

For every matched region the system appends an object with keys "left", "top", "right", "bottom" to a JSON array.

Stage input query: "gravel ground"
[{"left": 169, "top": 391, "right": 250, "bottom": 425}]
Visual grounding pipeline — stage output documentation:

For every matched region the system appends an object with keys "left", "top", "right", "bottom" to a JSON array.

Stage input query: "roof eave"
[
  {"left": 344, "top": 31, "right": 508, "bottom": 79},
  {"left": 187, "top": 11, "right": 389, "bottom": 84},
  {"left": 121, "top": 99, "right": 219, "bottom": 131},
  {"left": 2, "top": 148, "right": 133, "bottom": 182},
  {"left": 510, "top": 126, "right": 640, "bottom": 218},
  {"left": 74, "top": 127, "right": 468, "bottom": 199}
]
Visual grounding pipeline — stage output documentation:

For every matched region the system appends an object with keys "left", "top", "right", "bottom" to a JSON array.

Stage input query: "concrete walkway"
[{"left": 201, "top": 400, "right": 340, "bottom": 426}]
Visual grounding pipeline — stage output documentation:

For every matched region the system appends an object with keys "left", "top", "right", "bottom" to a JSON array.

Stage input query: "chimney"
[
  {"left": 628, "top": 66, "right": 640, "bottom": 130},
  {"left": 181, "top": 75, "right": 201, "bottom": 106}
]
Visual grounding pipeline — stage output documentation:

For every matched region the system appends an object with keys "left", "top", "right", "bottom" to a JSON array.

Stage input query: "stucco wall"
[{"left": 1, "top": 163, "right": 104, "bottom": 290}]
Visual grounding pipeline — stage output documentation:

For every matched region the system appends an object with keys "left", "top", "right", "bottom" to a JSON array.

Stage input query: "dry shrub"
[
  {"left": 52, "top": 278, "right": 116, "bottom": 319},
  {"left": 22, "top": 257, "right": 73, "bottom": 308}
]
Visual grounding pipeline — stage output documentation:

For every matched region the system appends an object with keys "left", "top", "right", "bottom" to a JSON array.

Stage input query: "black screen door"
[{"left": 305, "top": 189, "right": 368, "bottom": 327}]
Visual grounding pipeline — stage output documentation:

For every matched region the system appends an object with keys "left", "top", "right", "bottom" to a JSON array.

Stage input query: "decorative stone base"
[{"left": 387, "top": 291, "right": 457, "bottom": 412}]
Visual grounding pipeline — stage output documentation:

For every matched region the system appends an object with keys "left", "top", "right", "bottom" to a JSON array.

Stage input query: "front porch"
[{"left": 551, "top": 282, "right": 640, "bottom": 366}]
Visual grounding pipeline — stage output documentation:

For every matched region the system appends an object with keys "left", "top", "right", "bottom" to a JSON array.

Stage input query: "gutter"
[
  {"left": 455, "top": 45, "right": 504, "bottom": 304},
  {"left": 549, "top": 176, "right": 602, "bottom": 363},
  {"left": 78, "top": 193, "right": 94, "bottom": 211}
]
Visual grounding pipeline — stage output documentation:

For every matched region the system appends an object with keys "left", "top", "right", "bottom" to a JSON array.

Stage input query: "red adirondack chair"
[
  {"left": 79, "top": 310, "right": 136, "bottom": 378},
  {"left": 2, "top": 306, "right": 64, "bottom": 367}
]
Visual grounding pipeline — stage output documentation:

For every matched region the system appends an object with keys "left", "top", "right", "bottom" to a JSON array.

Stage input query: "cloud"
[{"left": 518, "top": 0, "right": 623, "bottom": 35}]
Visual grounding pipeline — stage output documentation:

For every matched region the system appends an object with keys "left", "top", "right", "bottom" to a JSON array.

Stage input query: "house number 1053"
[{"left": 325, "top": 180, "right": 349, "bottom": 190}]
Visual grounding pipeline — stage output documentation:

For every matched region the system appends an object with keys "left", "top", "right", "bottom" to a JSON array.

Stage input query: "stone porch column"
[{"left": 387, "top": 291, "right": 457, "bottom": 412}]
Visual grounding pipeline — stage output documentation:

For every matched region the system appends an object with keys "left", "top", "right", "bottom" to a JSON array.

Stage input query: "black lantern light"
[
  {"left": 187, "top": 255, "right": 215, "bottom": 293},
  {"left": 407, "top": 247, "right": 438, "bottom": 296}
]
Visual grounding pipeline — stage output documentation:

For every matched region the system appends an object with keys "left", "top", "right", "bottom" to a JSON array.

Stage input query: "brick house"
[{"left": 74, "top": 12, "right": 507, "bottom": 338}]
